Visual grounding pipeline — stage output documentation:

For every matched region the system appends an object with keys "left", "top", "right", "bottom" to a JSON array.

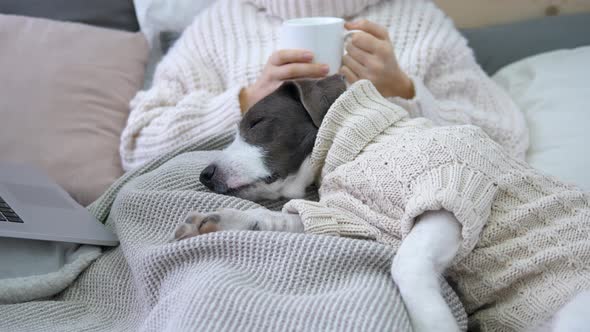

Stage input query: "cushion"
[
  {"left": 461, "top": 13, "right": 590, "bottom": 75},
  {"left": 134, "top": 0, "right": 216, "bottom": 44},
  {"left": 135, "top": 0, "right": 216, "bottom": 88},
  {"left": 160, "top": 31, "right": 183, "bottom": 55},
  {"left": 0, "top": 0, "right": 139, "bottom": 31},
  {"left": 492, "top": 46, "right": 590, "bottom": 191},
  {"left": 0, "top": 14, "right": 149, "bottom": 206}
]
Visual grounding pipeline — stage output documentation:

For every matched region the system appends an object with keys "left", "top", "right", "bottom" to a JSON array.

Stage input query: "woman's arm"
[
  {"left": 341, "top": 19, "right": 529, "bottom": 159},
  {"left": 120, "top": 19, "right": 328, "bottom": 171},
  {"left": 390, "top": 46, "right": 529, "bottom": 160},
  {"left": 119, "top": 28, "right": 242, "bottom": 171}
]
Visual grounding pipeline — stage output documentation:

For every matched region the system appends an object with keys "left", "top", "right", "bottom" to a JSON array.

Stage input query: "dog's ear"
[{"left": 289, "top": 74, "right": 346, "bottom": 128}]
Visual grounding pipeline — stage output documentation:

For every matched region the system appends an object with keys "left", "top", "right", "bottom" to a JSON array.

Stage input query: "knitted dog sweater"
[{"left": 284, "top": 80, "right": 590, "bottom": 331}]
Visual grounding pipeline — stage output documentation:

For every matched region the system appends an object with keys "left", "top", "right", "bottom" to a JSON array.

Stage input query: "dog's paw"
[
  {"left": 172, "top": 209, "right": 257, "bottom": 241},
  {"left": 171, "top": 212, "right": 219, "bottom": 241}
]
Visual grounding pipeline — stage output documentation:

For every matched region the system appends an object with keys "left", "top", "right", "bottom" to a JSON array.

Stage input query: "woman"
[{"left": 120, "top": 0, "right": 528, "bottom": 171}]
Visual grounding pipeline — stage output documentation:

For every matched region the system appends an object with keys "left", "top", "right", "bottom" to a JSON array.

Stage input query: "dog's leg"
[
  {"left": 173, "top": 208, "right": 304, "bottom": 241},
  {"left": 391, "top": 210, "right": 462, "bottom": 332}
]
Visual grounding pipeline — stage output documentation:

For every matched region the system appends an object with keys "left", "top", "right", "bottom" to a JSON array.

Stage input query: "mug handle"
[{"left": 343, "top": 30, "right": 362, "bottom": 55}]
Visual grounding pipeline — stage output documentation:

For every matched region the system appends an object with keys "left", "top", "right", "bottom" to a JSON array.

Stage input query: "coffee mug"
[{"left": 278, "top": 17, "right": 359, "bottom": 75}]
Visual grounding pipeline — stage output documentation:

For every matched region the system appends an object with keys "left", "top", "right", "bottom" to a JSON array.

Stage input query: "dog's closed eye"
[{"left": 249, "top": 118, "right": 264, "bottom": 129}]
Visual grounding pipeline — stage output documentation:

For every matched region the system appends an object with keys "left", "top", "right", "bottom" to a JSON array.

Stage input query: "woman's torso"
[{"left": 179, "top": 0, "right": 451, "bottom": 92}]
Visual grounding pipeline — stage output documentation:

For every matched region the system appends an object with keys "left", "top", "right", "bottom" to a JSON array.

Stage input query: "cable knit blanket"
[{"left": 0, "top": 127, "right": 467, "bottom": 331}]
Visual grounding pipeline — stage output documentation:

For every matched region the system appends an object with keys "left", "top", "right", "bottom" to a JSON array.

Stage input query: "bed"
[{"left": 1, "top": 1, "right": 589, "bottom": 331}]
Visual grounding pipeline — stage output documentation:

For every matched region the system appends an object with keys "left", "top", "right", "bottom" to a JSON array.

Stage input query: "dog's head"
[{"left": 200, "top": 74, "right": 346, "bottom": 200}]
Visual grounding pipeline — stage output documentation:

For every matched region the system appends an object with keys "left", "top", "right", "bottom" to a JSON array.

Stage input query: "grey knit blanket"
[{"left": 0, "top": 131, "right": 467, "bottom": 331}]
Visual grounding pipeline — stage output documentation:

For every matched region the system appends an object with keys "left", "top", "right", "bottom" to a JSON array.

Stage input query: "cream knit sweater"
[
  {"left": 284, "top": 80, "right": 590, "bottom": 331},
  {"left": 120, "top": 0, "right": 529, "bottom": 171}
]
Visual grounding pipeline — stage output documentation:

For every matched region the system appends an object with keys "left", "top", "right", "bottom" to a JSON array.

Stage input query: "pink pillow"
[{"left": 0, "top": 15, "right": 149, "bottom": 205}]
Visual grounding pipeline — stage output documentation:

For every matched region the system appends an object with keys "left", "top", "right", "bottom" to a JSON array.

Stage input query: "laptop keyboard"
[{"left": 0, "top": 196, "right": 23, "bottom": 223}]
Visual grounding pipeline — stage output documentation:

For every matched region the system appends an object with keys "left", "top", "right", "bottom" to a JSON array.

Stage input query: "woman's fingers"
[
  {"left": 270, "top": 49, "right": 314, "bottom": 66},
  {"left": 340, "top": 65, "right": 359, "bottom": 84},
  {"left": 346, "top": 19, "right": 389, "bottom": 40},
  {"left": 268, "top": 50, "right": 330, "bottom": 80},
  {"left": 342, "top": 54, "right": 365, "bottom": 78},
  {"left": 346, "top": 43, "right": 371, "bottom": 66},
  {"left": 350, "top": 32, "right": 380, "bottom": 54},
  {"left": 274, "top": 62, "right": 329, "bottom": 80}
]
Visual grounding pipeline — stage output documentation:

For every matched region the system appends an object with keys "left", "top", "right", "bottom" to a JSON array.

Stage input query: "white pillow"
[
  {"left": 133, "top": 0, "right": 217, "bottom": 88},
  {"left": 493, "top": 46, "right": 590, "bottom": 191},
  {"left": 134, "top": 0, "right": 216, "bottom": 46}
]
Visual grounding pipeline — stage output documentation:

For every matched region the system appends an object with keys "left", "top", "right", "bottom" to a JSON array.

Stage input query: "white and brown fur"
[{"left": 173, "top": 75, "right": 590, "bottom": 332}]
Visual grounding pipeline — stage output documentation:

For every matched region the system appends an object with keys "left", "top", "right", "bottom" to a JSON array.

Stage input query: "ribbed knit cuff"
[
  {"left": 400, "top": 164, "right": 498, "bottom": 262},
  {"left": 387, "top": 75, "right": 439, "bottom": 120},
  {"left": 283, "top": 200, "right": 341, "bottom": 236},
  {"left": 199, "top": 85, "right": 244, "bottom": 134},
  {"left": 283, "top": 199, "right": 377, "bottom": 240}
]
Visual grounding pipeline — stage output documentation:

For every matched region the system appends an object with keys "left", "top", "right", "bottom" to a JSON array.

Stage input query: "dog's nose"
[{"left": 200, "top": 164, "right": 217, "bottom": 189}]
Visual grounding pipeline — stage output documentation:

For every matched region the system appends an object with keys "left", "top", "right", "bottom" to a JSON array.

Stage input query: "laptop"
[{"left": 0, "top": 163, "right": 118, "bottom": 246}]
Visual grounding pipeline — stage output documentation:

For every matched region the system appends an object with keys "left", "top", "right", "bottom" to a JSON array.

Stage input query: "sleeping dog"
[{"left": 173, "top": 75, "right": 590, "bottom": 332}]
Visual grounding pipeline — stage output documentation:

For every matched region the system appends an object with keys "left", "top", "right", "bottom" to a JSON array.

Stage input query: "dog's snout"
[{"left": 200, "top": 165, "right": 217, "bottom": 189}]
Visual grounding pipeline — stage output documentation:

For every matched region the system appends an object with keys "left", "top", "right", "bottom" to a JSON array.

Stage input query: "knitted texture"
[
  {"left": 120, "top": 0, "right": 528, "bottom": 171},
  {"left": 285, "top": 80, "right": 590, "bottom": 331},
  {"left": 0, "top": 130, "right": 468, "bottom": 332},
  {"left": 0, "top": 243, "right": 101, "bottom": 304},
  {"left": 240, "top": 0, "right": 382, "bottom": 19}
]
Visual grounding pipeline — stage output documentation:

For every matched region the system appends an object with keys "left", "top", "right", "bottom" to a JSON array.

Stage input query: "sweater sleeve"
[
  {"left": 387, "top": 36, "right": 529, "bottom": 160},
  {"left": 282, "top": 199, "right": 383, "bottom": 240},
  {"left": 400, "top": 162, "right": 499, "bottom": 262},
  {"left": 119, "top": 24, "right": 242, "bottom": 171}
]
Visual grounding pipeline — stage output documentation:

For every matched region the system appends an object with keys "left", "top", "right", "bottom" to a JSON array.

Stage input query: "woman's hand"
[
  {"left": 240, "top": 50, "right": 329, "bottom": 113},
  {"left": 341, "top": 19, "right": 415, "bottom": 99}
]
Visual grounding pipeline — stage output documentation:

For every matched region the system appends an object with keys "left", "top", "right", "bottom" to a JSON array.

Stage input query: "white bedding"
[
  {"left": 493, "top": 46, "right": 590, "bottom": 191},
  {"left": 133, "top": 0, "right": 216, "bottom": 88}
]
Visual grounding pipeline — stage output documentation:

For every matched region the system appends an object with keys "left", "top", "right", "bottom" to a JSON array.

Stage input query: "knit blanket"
[{"left": 0, "top": 127, "right": 467, "bottom": 331}]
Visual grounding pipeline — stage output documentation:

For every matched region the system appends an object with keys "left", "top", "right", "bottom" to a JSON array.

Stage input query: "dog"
[{"left": 173, "top": 75, "right": 590, "bottom": 332}]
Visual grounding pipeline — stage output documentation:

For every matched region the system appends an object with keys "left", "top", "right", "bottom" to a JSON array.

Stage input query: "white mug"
[{"left": 278, "top": 17, "right": 358, "bottom": 75}]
